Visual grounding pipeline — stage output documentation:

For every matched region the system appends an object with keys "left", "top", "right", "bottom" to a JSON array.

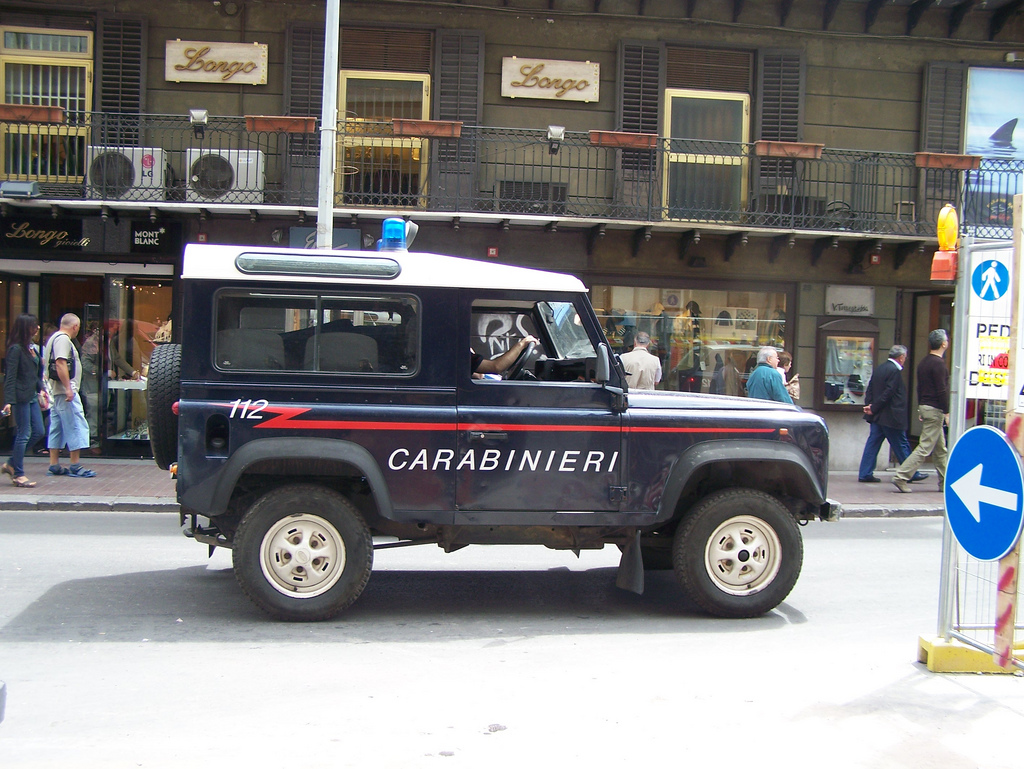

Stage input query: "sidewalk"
[{"left": 0, "top": 457, "right": 945, "bottom": 517}]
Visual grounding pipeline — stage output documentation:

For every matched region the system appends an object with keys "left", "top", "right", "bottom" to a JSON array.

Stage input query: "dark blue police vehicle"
[{"left": 147, "top": 220, "right": 838, "bottom": 621}]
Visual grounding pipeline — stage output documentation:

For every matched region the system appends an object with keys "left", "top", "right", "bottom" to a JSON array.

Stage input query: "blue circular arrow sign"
[{"left": 945, "top": 425, "right": 1024, "bottom": 561}]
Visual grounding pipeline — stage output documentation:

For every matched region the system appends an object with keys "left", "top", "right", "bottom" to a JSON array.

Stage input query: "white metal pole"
[
  {"left": 316, "top": 0, "right": 340, "bottom": 249},
  {"left": 937, "top": 233, "right": 973, "bottom": 638}
]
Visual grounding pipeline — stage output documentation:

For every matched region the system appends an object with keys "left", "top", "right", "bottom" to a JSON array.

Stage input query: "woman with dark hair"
[{"left": 2, "top": 314, "right": 50, "bottom": 487}]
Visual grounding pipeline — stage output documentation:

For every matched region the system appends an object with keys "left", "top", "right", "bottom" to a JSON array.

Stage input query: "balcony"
[{"left": 0, "top": 110, "right": 1018, "bottom": 241}]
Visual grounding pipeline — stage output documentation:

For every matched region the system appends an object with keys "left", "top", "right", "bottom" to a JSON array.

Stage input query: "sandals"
[
  {"left": 1, "top": 463, "right": 13, "bottom": 478},
  {"left": 12, "top": 476, "right": 36, "bottom": 488},
  {"left": 48, "top": 464, "right": 69, "bottom": 476},
  {"left": 68, "top": 465, "right": 97, "bottom": 478}
]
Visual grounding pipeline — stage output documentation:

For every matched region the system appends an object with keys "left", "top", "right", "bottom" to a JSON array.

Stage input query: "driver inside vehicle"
[{"left": 472, "top": 334, "right": 539, "bottom": 379}]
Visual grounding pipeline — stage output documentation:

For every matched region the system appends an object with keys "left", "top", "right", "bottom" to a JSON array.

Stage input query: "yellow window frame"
[
  {"left": 337, "top": 70, "right": 431, "bottom": 207},
  {"left": 662, "top": 88, "right": 750, "bottom": 220},
  {"left": 0, "top": 27, "right": 93, "bottom": 183}
]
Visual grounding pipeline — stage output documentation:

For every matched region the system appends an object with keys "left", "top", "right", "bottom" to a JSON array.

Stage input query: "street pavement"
[{"left": 0, "top": 456, "right": 946, "bottom": 517}]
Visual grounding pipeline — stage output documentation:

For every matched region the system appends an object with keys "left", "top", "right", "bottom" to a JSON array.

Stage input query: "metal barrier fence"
[{"left": 2, "top": 112, "right": 1021, "bottom": 240}]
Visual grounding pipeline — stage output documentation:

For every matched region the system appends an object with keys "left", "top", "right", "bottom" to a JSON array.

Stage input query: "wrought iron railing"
[{"left": 1, "top": 111, "right": 1019, "bottom": 240}]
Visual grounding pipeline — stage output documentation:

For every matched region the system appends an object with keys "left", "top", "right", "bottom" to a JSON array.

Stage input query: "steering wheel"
[{"left": 504, "top": 341, "right": 538, "bottom": 381}]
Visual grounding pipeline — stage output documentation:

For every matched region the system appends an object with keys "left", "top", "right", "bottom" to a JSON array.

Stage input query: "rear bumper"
[{"left": 821, "top": 499, "right": 843, "bottom": 522}]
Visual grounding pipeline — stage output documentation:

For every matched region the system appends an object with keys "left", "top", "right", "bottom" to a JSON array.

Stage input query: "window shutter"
[
  {"left": 617, "top": 41, "right": 663, "bottom": 213},
  {"left": 666, "top": 46, "right": 751, "bottom": 93},
  {"left": 920, "top": 62, "right": 967, "bottom": 229},
  {"left": 432, "top": 30, "right": 483, "bottom": 210},
  {"left": 286, "top": 25, "right": 325, "bottom": 160},
  {"left": 0, "top": 10, "right": 91, "bottom": 28},
  {"left": 434, "top": 30, "right": 482, "bottom": 162},
  {"left": 435, "top": 30, "right": 482, "bottom": 124},
  {"left": 921, "top": 62, "right": 965, "bottom": 153},
  {"left": 754, "top": 50, "right": 803, "bottom": 197},
  {"left": 95, "top": 16, "right": 146, "bottom": 144},
  {"left": 756, "top": 49, "right": 803, "bottom": 143},
  {"left": 340, "top": 28, "right": 431, "bottom": 73},
  {"left": 619, "top": 40, "right": 663, "bottom": 135}
]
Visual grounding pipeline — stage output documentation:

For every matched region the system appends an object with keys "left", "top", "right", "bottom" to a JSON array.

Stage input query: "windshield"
[{"left": 539, "top": 301, "right": 596, "bottom": 359}]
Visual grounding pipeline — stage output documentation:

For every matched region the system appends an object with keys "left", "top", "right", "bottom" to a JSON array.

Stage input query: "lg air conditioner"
[
  {"left": 186, "top": 148, "right": 265, "bottom": 204},
  {"left": 85, "top": 146, "right": 166, "bottom": 201}
]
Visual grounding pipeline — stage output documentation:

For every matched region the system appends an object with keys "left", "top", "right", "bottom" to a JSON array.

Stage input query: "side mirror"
[{"left": 596, "top": 343, "right": 611, "bottom": 383}]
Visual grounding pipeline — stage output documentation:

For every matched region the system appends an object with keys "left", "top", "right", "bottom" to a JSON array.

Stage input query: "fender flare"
[
  {"left": 197, "top": 437, "right": 394, "bottom": 519},
  {"left": 654, "top": 439, "right": 827, "bottom": 524}
]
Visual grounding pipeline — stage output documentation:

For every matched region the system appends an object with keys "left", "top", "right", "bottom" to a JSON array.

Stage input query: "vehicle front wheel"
[
  {"left": 672, "top": 489, "right": 802, "bottom": 618},
  {"left": 233, "top": 484, "right": 373, "bottom": 621}
]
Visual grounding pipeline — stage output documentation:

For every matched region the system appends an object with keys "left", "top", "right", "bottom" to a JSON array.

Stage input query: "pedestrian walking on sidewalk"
[
  {"left": 857, "top": 344, "right": 926, "bottom": 483},
  {"left": 42, "top": 313, "right": 96, "bottom": 479},
  {"left": 893, "top": 329, "right": 949, "bottom": 493},
  {"left": 2, "top": 314, "right": 50, "bottom": 488}
]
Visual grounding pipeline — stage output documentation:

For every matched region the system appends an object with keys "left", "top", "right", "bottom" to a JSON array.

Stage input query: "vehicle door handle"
[{"left": 468, "top": 430, "right": 508, "bottom": 442}]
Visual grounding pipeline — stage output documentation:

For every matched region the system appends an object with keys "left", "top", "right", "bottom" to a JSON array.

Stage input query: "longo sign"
[
  {"left": 165, "top": 40, "right": 268, "bottom": 85},
  {"left": 501, "top": 57, "right": 600, "bottom": 102}
]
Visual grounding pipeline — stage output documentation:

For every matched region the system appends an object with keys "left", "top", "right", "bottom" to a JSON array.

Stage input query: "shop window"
[
  {"left": 815, "top": 318, "right": 878, "bottom": 411},
  {"left": 591, "top": 284, "right": 789, "bottom": 395},
  {"left": 214, "top": 290, "right": 420, "bottom": 375},
  {"left": 0, "top": 26, "right": 92, "bottom": 182},
  {"left": 105, "top": 276, "right": 173, "bottom": 442}
]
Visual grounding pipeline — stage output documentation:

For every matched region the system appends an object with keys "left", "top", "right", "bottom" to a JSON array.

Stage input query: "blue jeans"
[
  {"left": 858, "top": 421, "right": 911, "bottom": 480},
  {"left": 8, "top": 399, "right": 46, "bottom": 477}
]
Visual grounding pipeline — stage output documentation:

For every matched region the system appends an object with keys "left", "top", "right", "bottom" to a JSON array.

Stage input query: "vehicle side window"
[
  {"left": 214, "top": 290, "right": 419, "bottom": 375},
  {"left": 470, "top": 299, "right": 597, "bottom": 383}
]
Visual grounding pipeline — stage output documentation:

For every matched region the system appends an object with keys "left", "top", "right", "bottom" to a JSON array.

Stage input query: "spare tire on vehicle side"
[{"left": 147, "top": 342, "right": 181, "bottom": 470}]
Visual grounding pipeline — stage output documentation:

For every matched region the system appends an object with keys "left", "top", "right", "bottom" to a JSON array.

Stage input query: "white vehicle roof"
[{"left": 181, "top": 243, "right": 587, "bottom": 293}]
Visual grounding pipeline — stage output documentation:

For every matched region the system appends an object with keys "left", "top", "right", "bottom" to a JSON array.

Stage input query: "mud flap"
[{"left": 615, "top": 529, "right": 645, "bottom": 595}]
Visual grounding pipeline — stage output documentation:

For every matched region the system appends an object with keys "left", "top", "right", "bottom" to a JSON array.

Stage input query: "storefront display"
[
  {"left": 591, "top": 284, "right": 790, "bottom": 395},
  {"left": 104, "top": 276, "right": 172, "bottom": 442},
  {"left": 815, "top": 318, "right": 878, "bottom": 410}
]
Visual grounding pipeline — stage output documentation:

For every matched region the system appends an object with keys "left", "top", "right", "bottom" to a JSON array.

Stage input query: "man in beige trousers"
[{"left": 892, "top": 329, "right": 949, "bottom": 493}]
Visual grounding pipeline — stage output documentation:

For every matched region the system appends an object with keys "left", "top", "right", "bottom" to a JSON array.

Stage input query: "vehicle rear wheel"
[
  {"left": 672, "top": 489, "right": 802, "bottom": 618},
  {"left": 146, "top": 343, "right": 181, "bottom": 470},
  {"left": 233, "top": 484, "right": 373, "bottom": 621}
]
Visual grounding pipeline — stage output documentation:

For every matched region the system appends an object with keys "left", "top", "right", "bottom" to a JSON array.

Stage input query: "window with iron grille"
[{"left": 0, "top": 25, "right": 92, "bottom": 182}]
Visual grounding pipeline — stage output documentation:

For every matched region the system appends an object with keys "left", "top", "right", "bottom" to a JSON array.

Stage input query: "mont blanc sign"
[
  {"left": 166, "top": 40, "right": 268, "bottom": 85},
  {"left": 501, "top": 57, "right": 599, "bottom": 102}
]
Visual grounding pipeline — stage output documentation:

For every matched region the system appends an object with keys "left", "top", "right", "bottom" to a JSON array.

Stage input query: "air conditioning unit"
[
  {"left": 186, "top": 148, "right": 265, "bottom": 204},
  {"left": 85, "top": 147, "right": 166, "bottom": 201}
]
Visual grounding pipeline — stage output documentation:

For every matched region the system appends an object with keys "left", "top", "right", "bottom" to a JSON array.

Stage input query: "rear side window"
[{"left": 214, "top": 290, "right": 420, "bottom": 375}]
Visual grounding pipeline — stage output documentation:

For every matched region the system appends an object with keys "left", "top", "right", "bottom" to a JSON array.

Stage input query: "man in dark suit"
[{"left": 858, "top": 344, "right": 926, "bottom": 483}]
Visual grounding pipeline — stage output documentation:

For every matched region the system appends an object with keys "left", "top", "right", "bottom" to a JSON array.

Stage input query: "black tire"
[
  {"left": 672, "top": 489, "right": 802, "bottom": 618},
  {"left": 232, "top": 484, "right": 373, "bottom": 621},
  {"left": 147, "top": 343, "right": 181, "bottom": 470}
]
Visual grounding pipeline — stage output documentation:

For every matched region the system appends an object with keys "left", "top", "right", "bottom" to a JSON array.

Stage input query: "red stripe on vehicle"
[{"left": 242, "top": 406, "right": 776, "bottom": 435}]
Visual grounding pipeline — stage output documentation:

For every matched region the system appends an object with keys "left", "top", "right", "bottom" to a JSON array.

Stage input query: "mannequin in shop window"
[{"left": 674, "top": 301, "right": 704, "bottom": 392}]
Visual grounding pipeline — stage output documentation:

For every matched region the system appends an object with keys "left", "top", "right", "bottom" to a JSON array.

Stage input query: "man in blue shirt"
[{"left": 745, "top": 346, "right": 793, "bottom": 404}]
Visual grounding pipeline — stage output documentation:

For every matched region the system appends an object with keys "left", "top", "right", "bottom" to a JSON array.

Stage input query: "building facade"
[{"left": 0, "top": 0, "right": 1021, "bottom": 463}]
